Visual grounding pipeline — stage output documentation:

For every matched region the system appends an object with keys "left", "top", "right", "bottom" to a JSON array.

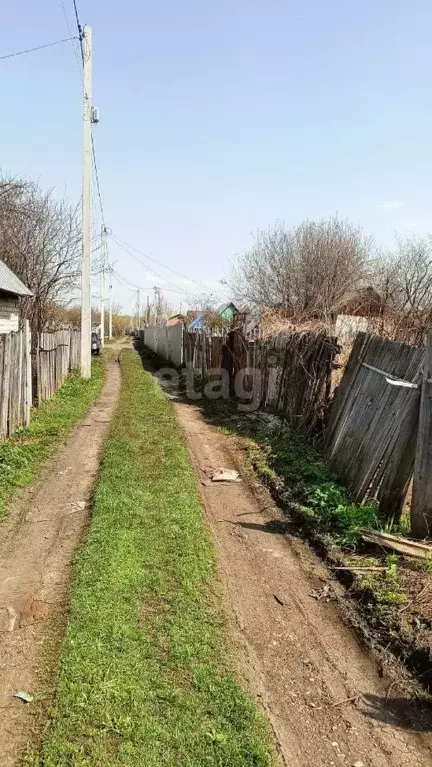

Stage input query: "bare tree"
[
  {"left": 0, "top": 175, "right": 81, "bottom": 336},
  {"left": 233, "top": 215, "right": 372, "bottom": 322},
  {"left": 371, "top": 235, "right": 432, "bottom": 344}
]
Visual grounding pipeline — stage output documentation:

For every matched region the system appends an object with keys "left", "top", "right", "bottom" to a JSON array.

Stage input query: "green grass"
[
  {"left": 211, "top": 411, "right": 378, "bottom": 551},
  {"left": 261, "top": 427, "right": 379, "bottom": 548},
  {"left": 29, "top": 351, "right": 274, "bottom": 767},
  {"left": 0, "top": 359, "right": 104, "bottom": 518}
]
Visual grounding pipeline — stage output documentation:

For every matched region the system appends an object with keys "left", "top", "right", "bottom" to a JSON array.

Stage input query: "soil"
[
  {"left": 0, "top": 351, "right": 121, "bottom": 766},
  {"left": 172, "top": 394, "right": 432, "bottom": 767}
]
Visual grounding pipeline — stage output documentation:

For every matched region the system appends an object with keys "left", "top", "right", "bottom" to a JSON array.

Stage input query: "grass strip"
[
  {"left": 30, "top": 350, "right": 274, "bottom": 767},
  {"left": 0, "top": 359, "right": 103, "bottom": 518}
]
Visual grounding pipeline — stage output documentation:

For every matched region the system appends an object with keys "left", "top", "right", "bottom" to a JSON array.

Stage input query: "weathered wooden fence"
[
  {"left": 140, "top": 324, "right": 338, "bottom": 432},
  {"left": 223, "top": 329, "right": 339, "bottom": 431},
  {"left": 0, "top": 321, "right": 32, "bottom": 437},
  {"left": 140, "top": 324, "right": 184, "bottom": 366},
  {"left": 183, "top": 331, "right": 226, "bottom": 377},
  {"left": 140, "top": 323, "right": 432, "bottom": 536},
  {"left": 0, "top": 326, "right": 82, "bottom": 438},
  {"left": 36, "top": 329, "right": 81, "bottom": 402},
  {"left": 326, "top": 333, "right": 424, "bottom": 524}
]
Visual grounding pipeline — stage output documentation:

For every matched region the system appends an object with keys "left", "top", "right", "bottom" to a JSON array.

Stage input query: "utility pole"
[
  {"left": 100, "top": 224, "right": 106, "bottom": 347},
  {"left": 146, "top": 295, "right": 150, "bottom": 325},
  {"left": 108, "top": 266, "right": 113, "bottom": 339},
  {"left": 136, "top": 288, "right": 141, "bottom": 329},
  {"left": 154, "top": 285, "right": 161, "bottom": 325},
  {"left": 80, "top": 25, "right": 92, "bottom": 378}
]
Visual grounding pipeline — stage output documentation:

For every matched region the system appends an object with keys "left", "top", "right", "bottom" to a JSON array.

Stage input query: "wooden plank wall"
[
  {"left": 180, "top": 328, "right": 338, "bottom": 432},
  {"left": 245, "top": 331, "right": 339, "bottom": 432},
  {"left": 36, "top": 329, "right": 81, "bottom": 403},
  {"left": 0, "top": 321, "right": 32, "bottom": 438},
  {"left": 326, "top": 332, "right": 424, "bottom": 519},
  {"left": 183, "top": 331, "right": 226, "bottom": 377},
  {"left": 143, "top": 323, "right": 432, "bottom": 533}
]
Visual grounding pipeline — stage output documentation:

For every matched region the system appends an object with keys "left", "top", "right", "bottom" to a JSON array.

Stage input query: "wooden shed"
[{"left": 0, "top": 260, "right": 33, "bottom": 333}]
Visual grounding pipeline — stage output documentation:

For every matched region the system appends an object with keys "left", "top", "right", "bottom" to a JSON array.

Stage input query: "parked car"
[{"left": 91, "top": 331, "right": 101, "bottom": 355}]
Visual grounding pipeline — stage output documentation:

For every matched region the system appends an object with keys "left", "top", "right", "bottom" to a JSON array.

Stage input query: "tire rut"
[{"left": 0, "top": 355, "right": 121, "bottom": 766}]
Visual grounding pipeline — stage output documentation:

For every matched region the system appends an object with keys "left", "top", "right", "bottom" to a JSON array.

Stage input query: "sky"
[{"left": 2, "top": 1, "right": 432, "bottom": 315}]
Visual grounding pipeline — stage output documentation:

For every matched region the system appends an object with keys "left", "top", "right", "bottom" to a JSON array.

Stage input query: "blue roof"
[{"left": 188, "top": 312, "right": 207, "bottom": 330}]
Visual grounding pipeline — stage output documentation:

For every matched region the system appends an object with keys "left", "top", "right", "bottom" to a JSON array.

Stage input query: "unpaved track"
[
  {"left": 174, "top": 397, "right": 432, "bottom": 767},
  {"left": 0, "top": 353, "right": 121, "bottom": 766}
]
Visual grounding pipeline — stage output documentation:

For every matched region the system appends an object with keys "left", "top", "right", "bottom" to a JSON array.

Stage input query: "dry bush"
[{"left": 233, "top": 215, "right": 372, "bottom": 322}]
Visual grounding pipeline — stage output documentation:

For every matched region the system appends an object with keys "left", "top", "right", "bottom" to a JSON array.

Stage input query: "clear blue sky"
[{"left": 2, "top": 1, "right": 432, "bottom": 313}]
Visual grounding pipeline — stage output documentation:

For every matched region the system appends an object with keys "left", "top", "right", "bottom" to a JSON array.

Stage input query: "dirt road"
[
  {"left": 0, "top": 354, "right": 121, "bottom": 766},
  {"left": 174, "top": 396, "right": 432, "bottom": 767}
]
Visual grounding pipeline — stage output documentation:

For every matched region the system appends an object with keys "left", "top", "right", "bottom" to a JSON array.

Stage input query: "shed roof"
[
  {"left": 0, "top": 260, "right": 33, "bottom": 297},
  {"left": 217, "top": 302, "right": 238, "bottom": 315}
]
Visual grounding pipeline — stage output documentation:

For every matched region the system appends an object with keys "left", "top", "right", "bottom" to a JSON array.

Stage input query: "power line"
[
  {"left": 0, "top": 36, "right": 77, "bottom": 61},
  {"left": 111, "top": 237, "right": 189, "bottom": 294},
  {"left": 110, "top": 233, "right": 220, "bottom": 294},
  {"left": 59, "top": 0, "right": 83, "bottom": 74},
  {"left": 71, "top": 0, "right": 84, "bottom": 61},
  {"left": 65, "top": 0, "right": 107, "bottom": 248},
  {"left": 91, "top": 136, "right": 106, "bottom": 227},
  {"left": 72, "top": 0, "right": 83, "bottom": 35},
  {"left": 113, "top": 269, "right": 183, "bottom": 295}
]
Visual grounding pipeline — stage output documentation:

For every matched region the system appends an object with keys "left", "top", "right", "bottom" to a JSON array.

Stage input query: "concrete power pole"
[
  {"left": 100, "top": 224, "right": 106, "bottom": 347},
  {"left": 108, "top": 267, "right": 113, "bottom": 339},
  {"left": 136, "top": 288, "right": 141, "bottom": 329},
  {"left": 154, "top": 285, "right": 161, "bottom": 325},
  {"left": 80, "top": 25, "right": 92, "bottom": 378}
]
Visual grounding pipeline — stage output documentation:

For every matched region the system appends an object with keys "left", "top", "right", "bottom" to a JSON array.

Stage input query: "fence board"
[
  {"left": 327, "top": 333, "right": 424, "bottom": 519},
  {"left": 36, "top": 329, "right": 81, "bottom": 403},
  {"left": 411, "top": 331, "right": 432, "bottom": 537}
]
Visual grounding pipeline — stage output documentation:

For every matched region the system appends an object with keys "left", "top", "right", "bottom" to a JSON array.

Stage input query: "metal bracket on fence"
[{"left": 362, "top": 362, "right": 419, "bottom": 389}]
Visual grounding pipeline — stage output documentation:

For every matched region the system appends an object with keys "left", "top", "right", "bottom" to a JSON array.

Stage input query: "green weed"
[
  {"left": 386, "top": 554, "right": 399, "bottom": 581},
  {"left": 247, "top": 424, "right": 378, "bottom": 549},
  {"left": 0, "top": 360, "right": 103, "bottom": 518}
]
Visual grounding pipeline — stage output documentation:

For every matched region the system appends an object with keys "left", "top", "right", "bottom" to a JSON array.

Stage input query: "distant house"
[
  {"left": 167, "top": 313, "right": 187, "bottom": 327},
  {"left": 188, "top": 312, "right": 207, "bottom": 331},
  {"left": 216, "top": 302, "right": 238, "bottom": 323},
  {"left": 187, "top": 302, "right": 240, "bottom": 332},
  {"left": 0, "top": 260, "right": 33, "bottom": 333}
]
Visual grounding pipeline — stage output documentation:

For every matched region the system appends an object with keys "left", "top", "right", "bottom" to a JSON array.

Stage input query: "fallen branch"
[
  {"left": 331, "top": 566, "right": 386, "bottom": 572},
  {"left": 331, "top": 694, "right": 361, "bottom": 707}
]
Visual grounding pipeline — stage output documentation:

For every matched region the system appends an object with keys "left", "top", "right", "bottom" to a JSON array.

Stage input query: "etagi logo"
[{"left": 154, "top": 364, "right": 262, "bottom": 412}]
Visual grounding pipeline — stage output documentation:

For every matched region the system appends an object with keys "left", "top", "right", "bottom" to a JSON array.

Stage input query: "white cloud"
[{"left": 376, "top": 200, "right": 403, "bottom": 210}]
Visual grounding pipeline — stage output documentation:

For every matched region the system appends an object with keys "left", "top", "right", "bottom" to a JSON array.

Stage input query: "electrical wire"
[
  {"left": 91, "top": 136, "right": 106, "bottom": 228},
  {"left": 59, "top": 0, "right": 83, "bottom": 75},
  {"left": 0, "top": 37, "right": 78, "bottom": 61},
  {"left": 66, "top": 0, "right": 108, "bottom": 271},
  {"left": 110, "top": 233, "right": 220, "bottom": 294},
  {"left": 71, "top": 0, "right": 84, "bottom": 61},
  {"left": 111, "top": 238, "right": 189, "bottom": 294},
  {"left": 113, "top": 269, "right": 183, "bottom": 295}
]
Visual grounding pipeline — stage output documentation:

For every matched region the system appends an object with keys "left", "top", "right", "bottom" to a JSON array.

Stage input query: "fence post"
[
  {"left": 24, "top": 320, "right": 32, "bottom": 426},
  {"left": 411, "top": 330, "right": 432, "bottom": 538},
  {"left": 36, "top": 334, "right": 42, "bottom": 404}
]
